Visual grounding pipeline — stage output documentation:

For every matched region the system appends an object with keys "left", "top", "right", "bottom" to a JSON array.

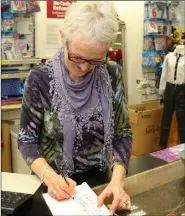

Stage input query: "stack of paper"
[{"left": 43, "top": 182, "right": 111, "bottom": 215}]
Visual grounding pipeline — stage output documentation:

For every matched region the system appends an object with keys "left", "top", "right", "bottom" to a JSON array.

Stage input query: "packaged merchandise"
[
  {"left": 145, "top": 3, "right": 168, "bottom": 20},
  {"left": 142, "top": 50, "right": 158, "bottom": 67},
  {"left": 144, "top": 36, "right": 155, "bottom": 50},
  {"left": 157, "top": 4, "right": 167, "bottom": 19},
  {"left": 1, "top": 12, "right": 16, "bottom": 34},
  {"left": 162, "top": 23, "right": 167, "bottom": 35},
  {"left": 26, "top": 1, "right": 41, "bottom": 13},
  {"left": 145, "top": 21, "right": 158, "bottom": 35},
  {"left": 11, "top": 1, "right": 27, "bottom": 13},
  {"left": 154, "top": 36, "right": 166, "bottom": 51},
  {"left": 156, "top": 21, "right": 164, "bottom": 35},
  {"left": 15, "top": 38, "right": 27, "bottom": 55},
  {"left": 148, "top": 4, "right": 158, "bottom": 19},
  {"left": 169, "top": 6, "right": 178, "bottom": 20},
  {"left": 2, "top": 36, "right": 15, "bottom": 52},
  {"left": 1, "top": 0, "right": 11, "bottom": 12}
]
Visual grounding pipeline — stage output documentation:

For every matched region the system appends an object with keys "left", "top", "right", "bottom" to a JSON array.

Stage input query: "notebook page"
[{"left": 43, "top": 182, "right": 111, "bottom": 215}]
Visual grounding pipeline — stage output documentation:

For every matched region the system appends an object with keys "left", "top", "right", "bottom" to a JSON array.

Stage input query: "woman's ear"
[{"left": 59, "top": 30, "right": 65, "bottom": 44}]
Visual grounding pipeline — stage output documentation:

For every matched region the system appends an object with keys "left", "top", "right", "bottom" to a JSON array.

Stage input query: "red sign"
[{"left": 47, "top": 1, "right": 75, "bottom": 19}]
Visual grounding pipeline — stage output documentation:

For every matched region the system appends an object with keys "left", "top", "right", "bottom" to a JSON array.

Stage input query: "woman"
[{"left": 18, "top": 2, "right": 132, "bottom": 214}]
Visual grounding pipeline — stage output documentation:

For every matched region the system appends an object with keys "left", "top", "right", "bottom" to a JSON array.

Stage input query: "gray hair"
[{"left": 62, "top": 1, "right": 118, "bottom": 45}]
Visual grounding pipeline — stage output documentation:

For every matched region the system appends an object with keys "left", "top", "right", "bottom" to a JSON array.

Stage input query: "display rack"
[
  {"left": 139, "top": 0, "right": 181, "bottom": 103},
  {"left": 1, "top": 58, "right": 41, "bottom": 66},
  {"left": 1, "top": 58, "right": 42, "bottom": 111},
  {"left": 1, "top": 58, "right": 42, "bottom": 80}
]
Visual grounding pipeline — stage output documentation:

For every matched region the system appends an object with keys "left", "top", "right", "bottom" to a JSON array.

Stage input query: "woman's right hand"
[{"left": 44, "top": 173, "right": 77, "bottom": 201}]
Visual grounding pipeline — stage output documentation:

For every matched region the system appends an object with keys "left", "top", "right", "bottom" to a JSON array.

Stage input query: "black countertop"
[
  {"left": 127, "top": 154, "right": 167, "bottom": 177},
  {"left": 5, "top": 154, "right": 169, "bottom": 216}
]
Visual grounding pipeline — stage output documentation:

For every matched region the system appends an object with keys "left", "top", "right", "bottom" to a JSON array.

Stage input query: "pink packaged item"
[
  {"left": 11, "top": 1, "right": 27, "bottom": 13},
  {"left": 145, "top": 21, "right": 158, "bottom": 34},
  {"left": 144, "top": 36, "right": 155, "bottom": 50},
  {"left": 149, "top": 5, "right": 158, "bottom": 18}
]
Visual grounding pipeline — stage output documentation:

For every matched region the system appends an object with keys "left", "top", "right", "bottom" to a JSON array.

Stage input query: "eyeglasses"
[{"left": 66, "top": 42, "right": 108, "bottom": 66}]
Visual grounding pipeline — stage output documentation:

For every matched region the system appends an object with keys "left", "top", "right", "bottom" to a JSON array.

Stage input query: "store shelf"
[
  {"left": 144, "top": 34, "right": 167, "bottom": 37},
  {"left": 1, "top": 72, "right": 29, "bottom": 79},
  {"left": 113, "top": 43, "right": 122, "bottom": 46},
  {"left": 1, "top": 58, "right": 42, "bottom": 66},
  {"left": 1, "top": 103, "right": 22, "bottom": 111}
]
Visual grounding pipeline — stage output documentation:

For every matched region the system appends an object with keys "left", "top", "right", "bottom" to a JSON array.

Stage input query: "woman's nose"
[{"left": 79, "top": 62, "right": 91, "bottom": 72}]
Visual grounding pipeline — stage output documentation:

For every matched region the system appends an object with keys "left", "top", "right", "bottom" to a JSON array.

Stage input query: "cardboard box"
[
  {"left": 128, "top": 102, "right": 163, "bottom": 155},
  {"left": 168, "top": 112, "right": 180, "bottom": 147}
]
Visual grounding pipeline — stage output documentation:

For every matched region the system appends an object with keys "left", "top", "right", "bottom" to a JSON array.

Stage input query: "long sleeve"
[
  {"left": 112, "top": 64, "right": 132, "bottom": 173},
  {"left": 17, "top": 69, "right": 44, "bottom": 166},
  {"left": 159, "top": 55, "right": 168, "bottom": 95}
]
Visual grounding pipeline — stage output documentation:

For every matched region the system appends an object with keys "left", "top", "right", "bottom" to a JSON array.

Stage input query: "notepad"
[{"left": 43, "top": 182, "right": 111, "bottom": 215}]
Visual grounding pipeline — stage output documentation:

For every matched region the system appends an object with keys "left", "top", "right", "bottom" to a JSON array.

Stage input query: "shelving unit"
[
  {"left": 111, "top": 20, "right": 128, "bottom": 100},
  {"left": 2, "top": 72, "right": 29, "bottom": 79},
  {"left": 1, "top": 58, "right": 41, "bottom": 66},
  {"left": 139, "top": 1, "right": 182, "bottom": 103},
  {"left": 1, "top": 58, "right": 42, "bottom": 110}
]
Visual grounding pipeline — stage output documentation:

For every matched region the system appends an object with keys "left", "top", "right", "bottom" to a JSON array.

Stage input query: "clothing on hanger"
[{"left": 159, "top": 49, "right": 185, "bottom": 96}]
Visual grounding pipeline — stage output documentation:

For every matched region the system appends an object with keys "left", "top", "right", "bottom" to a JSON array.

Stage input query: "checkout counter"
[{"left": 2, "top": 152, "right": 185, "bottom": 216}]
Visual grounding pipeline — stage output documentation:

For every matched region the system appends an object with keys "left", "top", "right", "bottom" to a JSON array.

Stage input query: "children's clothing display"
[{"left": 159, "top": 45, "right": 185, "bottom": 148}]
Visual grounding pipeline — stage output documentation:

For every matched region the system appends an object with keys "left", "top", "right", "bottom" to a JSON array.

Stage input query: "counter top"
[{"left": 2, "top": 153, "right": 183, "bottom": 216}]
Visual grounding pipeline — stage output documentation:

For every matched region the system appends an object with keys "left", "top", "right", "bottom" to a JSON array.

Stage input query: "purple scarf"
[{"left": 49, "top": 49, "right": 114, "bottom": 176}]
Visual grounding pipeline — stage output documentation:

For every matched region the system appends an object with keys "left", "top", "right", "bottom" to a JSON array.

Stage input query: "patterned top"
[{"left": 18, "top": 60, "right": 132, "bottom": 174}]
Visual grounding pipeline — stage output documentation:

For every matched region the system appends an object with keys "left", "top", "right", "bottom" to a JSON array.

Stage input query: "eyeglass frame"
[{"left": 65, "top": 41, "right": 108, "bottom": 66}]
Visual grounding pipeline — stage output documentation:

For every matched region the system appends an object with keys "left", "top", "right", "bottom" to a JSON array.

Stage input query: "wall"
[
  {"left": 35, "top": 1, "right": 144, "bottom": 105},
  {"left": 179, "top": 1, "right": 185, "bottom": 31},
  {"left": 35, "top": 1, "right": 64, "bottom": 58}
]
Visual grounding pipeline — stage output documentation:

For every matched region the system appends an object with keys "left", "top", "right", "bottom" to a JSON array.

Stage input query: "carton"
[{"left": 128, "top": 102, "right": 163, "bottom": 155}]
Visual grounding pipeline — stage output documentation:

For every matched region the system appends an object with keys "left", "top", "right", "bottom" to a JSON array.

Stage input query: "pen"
[
  {"left": 61, "top": 172, "right": 69, "bottom": 185},
  {"left": 61, "top": 172, "right": 75, "bottom": 199}
]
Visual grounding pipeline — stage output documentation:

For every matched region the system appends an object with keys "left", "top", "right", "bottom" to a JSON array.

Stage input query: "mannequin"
[
  {"left": 176, "top": 44, "right": 185, "bottom": 54},
  {"left": 159, "top": 43, "right": 185, "bottom": 148}
]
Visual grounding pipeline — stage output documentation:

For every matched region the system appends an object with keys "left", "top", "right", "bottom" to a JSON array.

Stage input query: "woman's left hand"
[{"left": 97, "top": 182, "right": 131, "bottom": 214}]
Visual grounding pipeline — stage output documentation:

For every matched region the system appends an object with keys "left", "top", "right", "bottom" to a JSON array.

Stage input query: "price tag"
[{"left": 2, "top": 74, "right": 9, "bottom": 79}]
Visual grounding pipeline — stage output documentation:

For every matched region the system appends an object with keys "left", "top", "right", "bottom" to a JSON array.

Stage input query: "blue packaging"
[
  {"left": 1, "top": 12, "right": 16, "bottom": 34},
  {"left": 142, "top": 50, "right": 158, "bottom": 67}
]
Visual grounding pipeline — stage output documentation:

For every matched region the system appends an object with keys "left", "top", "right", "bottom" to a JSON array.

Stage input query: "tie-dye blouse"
[{"left": 18, "top": 61, "right": 132, "bottom": 174}]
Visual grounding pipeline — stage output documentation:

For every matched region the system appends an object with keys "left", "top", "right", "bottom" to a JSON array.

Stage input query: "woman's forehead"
[{"left": 69, "top": 34, "right": 109, "bottom": 59}]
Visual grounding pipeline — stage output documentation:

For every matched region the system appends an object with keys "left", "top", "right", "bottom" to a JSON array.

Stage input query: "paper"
[
  {"left": 2, "top": 172, "right": 41, "bottom": 195},
  {"left": 43, "top": 182, "right": 111, "bottom": 215},
  {"left": 150, "top": 144, "right": 185, "bottom": 162}
]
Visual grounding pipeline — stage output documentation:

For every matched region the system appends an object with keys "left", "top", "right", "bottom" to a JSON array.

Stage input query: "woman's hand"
[
  {"left": 45, "top": 172, "right": 77, "bottom": 201},
  {"left": 97, "top": 182, "right": 131, "bottom": 214}
]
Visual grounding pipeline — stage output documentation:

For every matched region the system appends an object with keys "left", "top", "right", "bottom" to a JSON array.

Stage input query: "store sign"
[{"left": 47, "top": 1, "right": 75, "bottom": 19}]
